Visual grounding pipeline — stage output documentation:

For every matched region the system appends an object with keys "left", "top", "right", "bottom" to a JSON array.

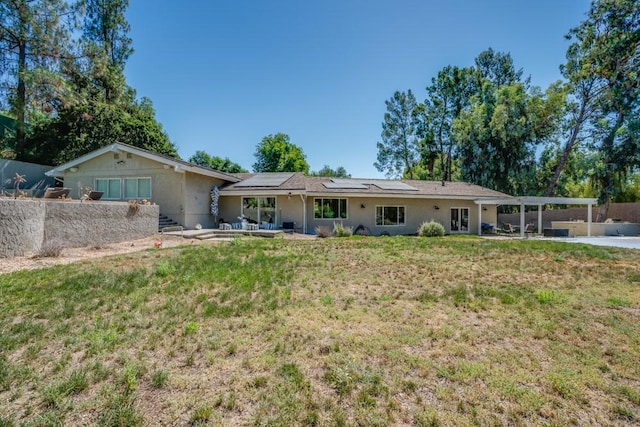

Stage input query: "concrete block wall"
[{"left": 0, "top": 199, "right": 159, "bottom": 257}]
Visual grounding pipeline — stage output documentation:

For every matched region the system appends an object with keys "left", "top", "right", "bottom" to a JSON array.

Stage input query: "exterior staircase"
[{"left": 158, "top": 214, "right": 180, "bottom": 232}]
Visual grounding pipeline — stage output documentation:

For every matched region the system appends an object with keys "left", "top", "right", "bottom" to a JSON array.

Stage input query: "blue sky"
[{"left": 125, "top": 0, "right": 591, "bottom": 179}]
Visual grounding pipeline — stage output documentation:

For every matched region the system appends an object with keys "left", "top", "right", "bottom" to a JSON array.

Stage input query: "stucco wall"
[
  {"left": 183, "top": 174, "right": 226, "bottom": 229},
  {"left": 61, "top": 151, "right": 185, "bottom": 224},
  {"left": 219, "top": 195, "right": 496, "bottom": 236},
  {"left": 0, "top": 199, "right": 46, "bottom": 257},
  {"left": 306, "top": 197, "right": 490, "bottom": 236},
  {"left": 0, "top": 199, "right": 158, "bottom": 258}
]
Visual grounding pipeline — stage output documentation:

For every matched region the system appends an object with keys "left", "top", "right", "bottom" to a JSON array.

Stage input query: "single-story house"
[
  {"left": 46, "top": 142, "right": 512, "bottom": 235},
  {"left": 45, "top": 143, "right": 240, "bottom": 228},
  {"left": 217, "top": 173, "right": 508, "bottom": 235}
]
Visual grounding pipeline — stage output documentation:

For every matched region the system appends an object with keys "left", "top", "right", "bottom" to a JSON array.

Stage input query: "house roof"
[
  {"left": 45, "top": 142, "right": 241, "bottom": 183},
  {"left": 221, "top": 173, "right": 512, "bottom": 200}
]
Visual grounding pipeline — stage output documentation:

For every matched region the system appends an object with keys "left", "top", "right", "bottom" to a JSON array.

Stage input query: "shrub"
[
  {"left": 418, "top": 221, "right": 445, "bottom": 237},
  {"left": 315, "top": 226, "right": 331, "bottom": 238},
  {"left": 333, "top": 222, "right": 353, "bottom": 237},
  {"left": 35, "top": 240, "right": 64, "bottom": 258}
]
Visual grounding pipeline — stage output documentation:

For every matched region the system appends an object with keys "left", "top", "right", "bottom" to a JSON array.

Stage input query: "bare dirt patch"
[
  {"left": 1, "top": 232, "right": 315, "bottom": 275},
  {"left": 0, "top": 235, "right": 205, "bottom": 275}
]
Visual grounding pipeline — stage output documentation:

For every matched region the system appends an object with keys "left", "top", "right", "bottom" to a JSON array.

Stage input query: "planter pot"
[
  {"left": 87, "top": 191, "right": 104, "bottom": 201},
  {"left": 43, "top": 188, "right": 70, "bottom": 199}
]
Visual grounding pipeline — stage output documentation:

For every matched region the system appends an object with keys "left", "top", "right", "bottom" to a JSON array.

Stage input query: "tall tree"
[
  {"left": 189, "top": 150, "right": 247, "bottom": 173},
  {"left": 374, "top": 90, "right": 420, "bottom": 179},
  {"left": 420, "top": 66, "right": 475, "bottom": 182},
  {"left": 455, "top": 77, "right": 565, "bottom": 195},
  {"left": 19, "top": 0, "right": 179, "bottom": 164},
  {"left": 474, "top": 47, "right": 523, "bottom": 87},
  {"left": 253, "top": 133, "right": 309, "bottom": 173},
  {"left": 0, "top": 0, "right": 73, "bottom": 160},
  {"left": 562, "top": 0, "right": 640, "bottom": 220},
  {"left": 81, "top": 0, "right": 132, "bottom": 103},
  {"left": 309, "top": 165, "right": 350, "bottom": 178}
]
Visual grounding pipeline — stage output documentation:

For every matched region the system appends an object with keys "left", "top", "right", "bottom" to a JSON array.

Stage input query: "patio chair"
[
  {"left": 524, "top": 223, "right": 536, "bottom": 236},
  {"left": 502, "top": 223, "right": 516, "bottom": 234}
]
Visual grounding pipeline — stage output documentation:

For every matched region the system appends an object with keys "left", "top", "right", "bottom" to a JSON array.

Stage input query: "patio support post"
[
  {"left": 587, "top": 203, "right": 592, "bottom": 237},
  {"left": 520, "top": 203, "right": 525, "bottom": 238},
  {"left": 537, "top": 204, "right": 543, "bottom": 236},
  {"left": 478, "top": 203, "right": 483, "bottom": 236},
  {"left": 299, "top": 193, "right": 307, "bottom": 234}
]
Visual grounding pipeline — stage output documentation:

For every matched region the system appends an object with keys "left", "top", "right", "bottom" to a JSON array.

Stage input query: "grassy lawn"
[{"left": 1, "top": 236, "right": 639, "bottom": 426}]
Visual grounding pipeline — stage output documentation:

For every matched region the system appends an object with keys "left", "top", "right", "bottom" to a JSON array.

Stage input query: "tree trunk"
[
  {"left": 545, "top": 98, "right": 588, "bottom": 197},
  {"left": 595, "top": 112, "right": 624, "bottom": 222},
  {"left": 14, "top": 40, "right": 27, "bottom": 160}
]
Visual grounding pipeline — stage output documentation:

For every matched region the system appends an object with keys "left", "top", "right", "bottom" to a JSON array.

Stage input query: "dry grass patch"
[{"left": 1, "top": 236, "right": 639, "bottom": 425}]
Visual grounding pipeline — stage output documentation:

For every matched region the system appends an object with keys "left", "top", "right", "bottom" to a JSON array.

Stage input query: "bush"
[
  {"left": 333, "top": 222, "right": 353, "bottom": 237},
  {"left": 418, "top": 221, "right": 445, "bottom": 237},
  {"left": 315, "top": 226, "right": 331, "bottom": 238},
  {"left": 35, "top": 240, "right": 64, "bottom": 258}
]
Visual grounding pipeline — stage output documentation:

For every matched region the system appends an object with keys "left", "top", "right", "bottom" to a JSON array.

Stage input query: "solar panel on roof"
[
  {"left": 373, "top": 181, "right": 419, "bottom": 191},
  {"left": 235, "top": 172, "right": 295, "bottom": 187},
  {"left": 323, "top": 182, "right": 368, "bottom": 189}
]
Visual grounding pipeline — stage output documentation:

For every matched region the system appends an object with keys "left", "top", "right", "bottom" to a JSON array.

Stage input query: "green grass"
[{"left": 1, "top": 236, "right": 639, "bottom": 425}]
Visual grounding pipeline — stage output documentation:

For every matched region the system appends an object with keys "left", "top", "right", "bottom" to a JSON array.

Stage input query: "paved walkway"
[{"left": 559, "top": 236, "right": 640, "bottom": 250}]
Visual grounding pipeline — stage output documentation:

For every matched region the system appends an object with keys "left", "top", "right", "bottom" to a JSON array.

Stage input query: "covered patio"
[{"left": 475, "top": 197, "right": 599, "bottom": 238}]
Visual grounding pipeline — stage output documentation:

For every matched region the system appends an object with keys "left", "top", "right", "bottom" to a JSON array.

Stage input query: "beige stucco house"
[
  {"left": 45, "top": 143, "right": 240, "bottom": 229},
  {"left": 46, "top": 143, "right": 510, "bottom": 235}
]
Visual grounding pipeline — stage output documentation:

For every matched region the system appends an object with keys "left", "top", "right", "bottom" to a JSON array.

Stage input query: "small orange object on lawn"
[{"left": 154, "top": 241, "right": 162, "bottom": 248}]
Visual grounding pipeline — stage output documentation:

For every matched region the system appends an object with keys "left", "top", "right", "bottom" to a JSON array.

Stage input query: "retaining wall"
[{"left": 0, "top": 199, "right": 158, "bottom": 257}]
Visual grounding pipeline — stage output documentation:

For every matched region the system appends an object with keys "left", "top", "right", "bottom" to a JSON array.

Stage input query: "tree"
[
  {"left": 561, "top": 0, "right": 640, "bottom": 220},
  {"left": 474, "top": 47, "right": 523, "bottom": 87},
  {"left": 374, "top": 90, "right": 420, "bottom": 179},
  {"left": 0, "top": 0, "right": 74, "bottom": 160},
  {"left": 189, "top": 150, "right": 247, "bottom": 173},
  {"left": 455, "top": 77, "right": 565, "bottom": 195},
  {"left": 253, "top": 133, "right": 309, "bottom": 173},
  {"left": 23, "top": 95, "right": 178, "bottom": 164},
  {"left": 16, "top": 0, "right": 180, "bottom": 164},
  {"left": 81, "top": 0, "right": 132, "bottom": 103},
  {"left": 420, "top": 66, "right": 475, "bottom": 181},
  {"left": 309, "top": 165, "right": 350, "bottom": 178}
]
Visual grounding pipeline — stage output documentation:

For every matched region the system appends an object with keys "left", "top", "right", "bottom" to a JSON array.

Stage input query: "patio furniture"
[
  {"left": 43, "top": 188, "right": 70, "bottom": 199},
  {"left": 502, "top": 223, "right": 516, "bottom": 234},
  {"left": 282, "top": 221, "right": 295, "bottom": 233},
  {"left": 524, "top": 223, "right": 536, "bottom": 236},
  {"left": 87, "top": 190, "right": 103, "bottom": 200}
]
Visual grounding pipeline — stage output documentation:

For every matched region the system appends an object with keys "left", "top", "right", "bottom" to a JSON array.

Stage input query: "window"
[
  {"left": 314, "top": 198, "right": 347, "bottom": 219},
  {"left": 95, "top": 178, "right": 121, "bottom": 199},
  {"left": 242, "top": 197, "right": 276, "bottom": 224},
  {"left": 376, "top": 206, "right": 405, "bottom": 226},
  {"left": 124, "top": 177, "right": 151, "bottom": 199}
]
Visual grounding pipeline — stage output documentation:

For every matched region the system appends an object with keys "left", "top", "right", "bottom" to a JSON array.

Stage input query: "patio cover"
[{"left": 474, "top": 197, "right": 599, "bottom": 237}]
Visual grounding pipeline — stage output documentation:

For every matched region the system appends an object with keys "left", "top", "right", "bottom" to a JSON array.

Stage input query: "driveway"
[{"left": 561, "top": 236, "right": 640, "bottom": 250}]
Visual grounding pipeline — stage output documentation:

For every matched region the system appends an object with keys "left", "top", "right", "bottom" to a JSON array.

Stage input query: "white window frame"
[
  {"left": 94, "top": 178, "right": 122, "bottom": 200},
  {"left": 124, "top": 177, "right": 152, "bottom": 200},
  {"left": 314, "top": 198, "right": 348, "bottom": 220},
  {"left": 376, "top": 205, "right": 406, "bottom": 226}
]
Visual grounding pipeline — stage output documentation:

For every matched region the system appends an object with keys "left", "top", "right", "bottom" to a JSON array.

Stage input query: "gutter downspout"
[{"left": 477, "top": 203, "right": 482, "bottom": 236}]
